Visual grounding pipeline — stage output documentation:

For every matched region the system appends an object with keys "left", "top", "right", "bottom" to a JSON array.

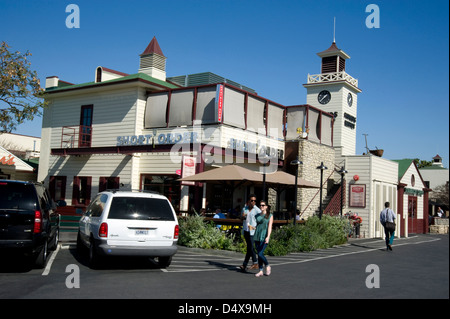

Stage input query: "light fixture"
[
  {"left": 290, "top": 157, "right": 303, "bottom": 225},
  {"left": 316, "top": 162, "right": 328, "bottom": 220},
  {"left": 337, "top": 166, "right": 348, "bottom": 216}
]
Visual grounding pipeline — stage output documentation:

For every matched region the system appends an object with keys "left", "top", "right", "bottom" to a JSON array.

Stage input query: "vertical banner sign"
[
  {"left": 181, "top": 156, "right": 196, "bottom": 186},
  {"left": 215, "top": 84, "right": 224, "bottom": 123}
]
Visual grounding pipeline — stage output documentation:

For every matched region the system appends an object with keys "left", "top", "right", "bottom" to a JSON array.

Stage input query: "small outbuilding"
[{"left": 393, "top": 159, "right": 430, "bottom": 236}]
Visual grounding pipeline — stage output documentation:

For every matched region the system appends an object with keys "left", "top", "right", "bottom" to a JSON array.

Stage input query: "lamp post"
[
  {"left": 337, "top": 166, "right": 348, "bottom": 217},
  {"left": 316, "top": 162, "right": 328, "bottom": 220},
  {"left": 290, "top": 157, "right": 303, "bottom": 225},
  {"left": 260, "top": 154, "right": 270, "bottom": 201}
]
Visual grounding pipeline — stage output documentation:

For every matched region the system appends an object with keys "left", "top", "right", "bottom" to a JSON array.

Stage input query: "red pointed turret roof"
[
  {"left": 317, "top": 42, "right": 350, "bottom": 59},
  {"left": 140, "top": 36, "right": 165, "bottom": 57}
]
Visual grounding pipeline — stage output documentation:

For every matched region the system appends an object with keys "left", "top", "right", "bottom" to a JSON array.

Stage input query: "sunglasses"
[
  {"left": 250, "top": 199, "right": 257, "bottom": 202},
  {"left": 260, "top": 204, "right": 266, "bottom": 207}
]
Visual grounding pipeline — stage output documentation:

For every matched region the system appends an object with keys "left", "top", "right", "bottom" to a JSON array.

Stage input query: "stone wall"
[
  {"left": 297, "top": 139, "right": 336, "bottom": 218},
  {"left": 430, "top": 218, "right": 449, "bottom": 234}
]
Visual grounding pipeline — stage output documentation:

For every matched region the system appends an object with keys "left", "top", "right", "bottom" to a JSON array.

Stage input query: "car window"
[
  {"left": 0, "top": 182, "right": 36, "bottom": 211},
  {"left": 35, "top": 185, "right": 49, "bottom": 211},
  {"left": 85, "top": 194, "right": 107, "bottom": 217},
  {"left": 108, "top": 197, "right": 175, "bottom": 221}
]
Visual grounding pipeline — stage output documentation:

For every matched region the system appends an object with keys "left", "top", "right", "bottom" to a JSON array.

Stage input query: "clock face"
[
  {"left": 318, "top": 90, "right": 331, "bottom": 105},
  {"left": 347, "top": 93, "right": 353, "bottom": 107}
]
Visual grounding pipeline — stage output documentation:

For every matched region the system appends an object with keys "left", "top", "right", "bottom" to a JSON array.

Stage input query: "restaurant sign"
[{"left": 0, "top": 155, "right": 15, "bottom": 166}]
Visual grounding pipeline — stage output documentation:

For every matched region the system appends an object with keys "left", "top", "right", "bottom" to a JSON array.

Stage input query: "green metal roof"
[
  {"left": 167, "top": 72, "right": 256, "bottom": 93},
  {"left": 392, "top": 159, "right": 415, "bottom": 180},
  {"left": 420, "top": 165, "right": 447, "bottom": 170},
  {"left": 45, "top": 73, "right": 178, "bottom": 93}
]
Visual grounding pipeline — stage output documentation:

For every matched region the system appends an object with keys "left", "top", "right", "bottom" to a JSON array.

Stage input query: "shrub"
[
  {"left": 178, "top": 215, "right": 245, "bottom": 252},
  {"left": 178, "top": 214, "right": 350, "bottom": 256},
  {"left": 266, "top": 215, "right": 350, "bottom": 256}
]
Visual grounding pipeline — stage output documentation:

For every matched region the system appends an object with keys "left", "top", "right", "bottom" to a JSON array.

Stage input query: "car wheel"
[
  {"left": 49, "top": 228, "right": 59, "bottom": 251},
  {"left": 76, "top": 231, "right": 86, "bottom": 254},
  {"left": 158, "top": 256, "right": 172, "bottom": 268},
  {"left": 89, "top": 239, "right": 101, "bottom": 269},
  {"left": 35, "top": 240, "right": 48, "bottom": 269}
]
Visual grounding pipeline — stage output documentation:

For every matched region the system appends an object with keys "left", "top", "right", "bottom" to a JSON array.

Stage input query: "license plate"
[{"left": 135, "top": 230, "right": 149, "bottom": 236}]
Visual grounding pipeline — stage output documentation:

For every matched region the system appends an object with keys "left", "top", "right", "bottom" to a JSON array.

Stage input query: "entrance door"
[{"left": 408, "top": 196, "right": 417, "bottom": 234}]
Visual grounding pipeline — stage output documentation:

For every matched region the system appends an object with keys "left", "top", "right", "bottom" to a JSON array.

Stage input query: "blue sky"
[{"left": 1, "top": 0, "right": 449, "bottom": 167}]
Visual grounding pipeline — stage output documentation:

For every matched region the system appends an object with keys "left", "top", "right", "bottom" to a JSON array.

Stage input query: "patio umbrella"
[
  {"left": 264, "top": 170, "right": 319, "bottom": 216},
  {"left": 177, "top": 164, "right": 264, "bottom": 188},
  {"left": 265, "top": 171, "right": 319, "bottom": 188}
]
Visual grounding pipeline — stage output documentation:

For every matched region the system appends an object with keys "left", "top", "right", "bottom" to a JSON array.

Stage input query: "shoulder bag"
[{"left": 385, "top": 209, "right": 396, "bottom": 232}]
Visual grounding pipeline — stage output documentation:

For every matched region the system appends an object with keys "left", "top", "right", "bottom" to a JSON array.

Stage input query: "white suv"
[{"left": 77, "top": 190, "right": 179, "bottom": 268}]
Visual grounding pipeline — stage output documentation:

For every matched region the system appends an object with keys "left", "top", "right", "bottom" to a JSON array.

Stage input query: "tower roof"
[
  {"left": 317, "top": 42, "right": 350, "bottom": 60},
  {"left": 140, "top": 36, "right": 165, "bottom": 57}
]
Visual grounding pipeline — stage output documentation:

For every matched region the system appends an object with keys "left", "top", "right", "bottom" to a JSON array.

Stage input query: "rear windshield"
[
  {"left": 108, "top": 197, "right": 175, "bottom": 221},
  {"left": 0, "top": 182, "right": 37, "bottom": 211}
]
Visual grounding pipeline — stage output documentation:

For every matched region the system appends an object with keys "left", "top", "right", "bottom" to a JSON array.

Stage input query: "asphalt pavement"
[{"left": 12, "top": 231, "right": 448, "bottom": 300}]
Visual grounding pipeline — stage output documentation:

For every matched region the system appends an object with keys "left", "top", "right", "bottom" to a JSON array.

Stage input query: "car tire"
[
  {"left": 49, "top": 228, "right": 59, "bottom": 251},
  {"left": 89, "top": 239, "right": 101, "bottom": 269},
  {"left": 76, "top": 231, "right": 86, "bottom": 254},
  {"left": 35, "top": 240, "right": 48, "bottom": 269},
  {"left": 158, "top": 256, "right": 172, "bottom": 268}
]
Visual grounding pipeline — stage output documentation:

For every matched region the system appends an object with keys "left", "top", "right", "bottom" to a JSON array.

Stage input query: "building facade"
[{"left": 38, "top": 37, "right": 429, "bottom": 238}]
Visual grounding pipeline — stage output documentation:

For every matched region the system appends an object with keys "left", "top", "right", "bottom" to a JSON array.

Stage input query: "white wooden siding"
[
  {"left": 47, "top": 87, "right": 139, "bottom": 149},
  {"left": 47, "top": 154, "right": 132, "bottom": 205},
  {"left": 344, "top": 155, "right": 398, "bottom": 238},
  {"left": 399, "top": 163, "right": 426, "bottom": 219}
]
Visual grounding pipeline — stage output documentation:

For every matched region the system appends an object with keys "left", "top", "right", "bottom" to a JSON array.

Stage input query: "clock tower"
[{"left": 303, "top": 42, "right": 361, "bottom": 156}]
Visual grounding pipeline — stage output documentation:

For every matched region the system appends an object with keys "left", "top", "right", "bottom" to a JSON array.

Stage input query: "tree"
[
  {"left": 413, "top": 158, "right": 432, "bottom": 169},
  {"left": 0, "top": 41, "right": 47, "bottom": 132},
  {"left": 433, "top": 183, "right": 449, "bottom": 208}
]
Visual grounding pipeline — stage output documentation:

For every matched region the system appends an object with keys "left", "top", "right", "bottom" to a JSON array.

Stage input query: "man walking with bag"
[{"left": 380, "top": 202, "right": 396, "bottom": 251}]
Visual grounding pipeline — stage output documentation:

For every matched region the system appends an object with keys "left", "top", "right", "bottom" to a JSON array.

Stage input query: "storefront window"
[{"left": 141, "top": 174, "right": 180, "bottom": 212}]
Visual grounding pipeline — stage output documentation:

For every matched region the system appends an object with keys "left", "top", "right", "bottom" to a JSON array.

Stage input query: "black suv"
[{"left": 0, "top": 180, "right": 60, "bottom": 268}]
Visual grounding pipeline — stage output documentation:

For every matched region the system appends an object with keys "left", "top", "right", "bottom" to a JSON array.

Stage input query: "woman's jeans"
[
  {"left": 255, "top": 240, "right": 269, "bottom": 271},
  {"left": 243, "top": 231, "right": 257, "bottom": 266}
]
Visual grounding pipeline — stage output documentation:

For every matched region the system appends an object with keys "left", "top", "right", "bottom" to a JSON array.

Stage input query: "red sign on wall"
[{"left": 216, "top": 84, "right": 224, "bottom": 123}]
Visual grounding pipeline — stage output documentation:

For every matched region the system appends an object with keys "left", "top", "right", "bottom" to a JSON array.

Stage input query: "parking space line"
[
  {"left": 165, "top": 236, "right": 442, "bottom": 273},
  {"left": 42, "top": 243, "right": 61, "bottom": 276}
]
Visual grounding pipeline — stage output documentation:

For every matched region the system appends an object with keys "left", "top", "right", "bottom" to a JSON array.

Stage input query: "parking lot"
[{"left": 1, "top": 234, "right": 448, "bottom": 300}]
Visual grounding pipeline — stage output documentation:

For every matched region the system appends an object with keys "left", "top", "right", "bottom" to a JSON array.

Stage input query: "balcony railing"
[
  {"left": 61, "top": 125, "right": 92, "bottom": 148},
  {"left": 307, "top": 71, "right": 358, "bottom": 87}
]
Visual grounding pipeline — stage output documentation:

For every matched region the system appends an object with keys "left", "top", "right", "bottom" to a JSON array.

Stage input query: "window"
[
  {"left": 99, "top": 177, "right": 120, "bottom": 192},
  {"left": 408, "top": 196, "right": 417, "bottom": 218},
  {"left": 80, "top": 105, "right": 93, "bottom": 147},
  {"left": 141, "top": 174, "right": 180, "bottom": 211},
  {"left": 85, "top": 194, "right": 107, "bottom": 217},
  {"left": 168, "top": 89, "right": 194, "bottom": 127},
  {"left": 223, "top": 87, "right": 245, "bottom": 128},
  {"left": 49, "top": 176, "right": 66, "bottom": 201},
  {"left": 108, "top": 197, "right": 175, "bottom": 221},
  {"left": 144, "top": 93, "right": 168, "bottom": 128},
  {"left": 72, "top": 176, "right": 92, "bottom": 206},
  {"left": 195, "top": 86, "right": 218, "bottom": 124}
]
